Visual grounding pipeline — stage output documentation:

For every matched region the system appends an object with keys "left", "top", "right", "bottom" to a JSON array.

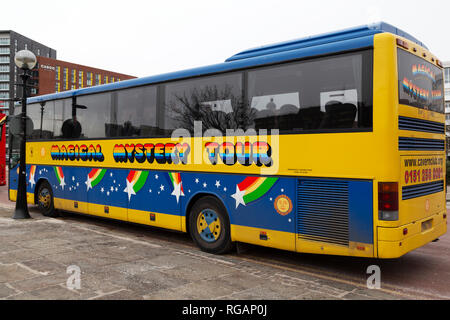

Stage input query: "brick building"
[{"left": 36, "top": 56, "right": 136, "bottom": 96}]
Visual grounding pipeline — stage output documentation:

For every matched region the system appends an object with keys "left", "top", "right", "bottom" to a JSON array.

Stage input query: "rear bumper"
[{"left": 377, "top": 211, "right": 447, "bottom": 258}]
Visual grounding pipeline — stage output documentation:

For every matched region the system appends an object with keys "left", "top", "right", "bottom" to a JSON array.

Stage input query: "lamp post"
[{"left": 13, "top": 50, "right": 36, "bottom": 219}]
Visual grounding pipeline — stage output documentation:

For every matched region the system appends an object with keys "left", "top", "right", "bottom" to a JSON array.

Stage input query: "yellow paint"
[
  {"left": 9, "top": 190, "right": 34, "bottom": 204},
  {"left": 231, "top": 224, "right": 296, "bottom": 252},
  {"left": 296, "top": 238, "right": 374, "bottom": 258},
  {"left": 377, "top": 211, "right": 447, "bottom": 258},
  {"left": 128, "top": 208, "right": 182, "bottom": 231}
]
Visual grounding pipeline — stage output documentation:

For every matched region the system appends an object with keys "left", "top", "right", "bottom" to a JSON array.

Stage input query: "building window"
[
  {"left": 445, "top": 68, "right": 450, "bottom": 84},
  {"left": 0, "top": 83, "right": 9, "bottom": 90},
  {"left": 71, "top": 69, "right": 76, "bottom": 83},
  {"left": 86, "top": 72, "right": 93, "bottom": 86},
  {"left": 0, "top": 47, "right": 10, "bottom": 54},
  {"left": 95, "top": 74, "right": 100, "bottom": 86},
  {"left": 0, "top": 74, "right": 9, "bottom": 81},
  {"left": 0, "top": 56, "right": 9, "bottom": 63},
  {"left": 0, "top": 65, "right": 9, "bottom": 72},
  {"left": 56, "top": 66, "right": 60, "bottom": 80},
  {"left": 0, "top": 38, "right": 10, "bottom": 45},
  {"left": 24, "top": 44, "right": 28, "bottom": 50}
]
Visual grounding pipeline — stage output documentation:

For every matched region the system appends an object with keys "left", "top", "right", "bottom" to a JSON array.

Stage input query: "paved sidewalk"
[{"left": 0, "top": 204, "right": 403, "bottom": 300}]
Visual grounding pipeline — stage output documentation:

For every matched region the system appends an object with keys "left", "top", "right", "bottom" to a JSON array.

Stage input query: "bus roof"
[
  {"left": 226, "top": 22, "right": 427, "bottom": 62},
  {"left": 28, "top": 22, "right": 426, "bottom": 105}
]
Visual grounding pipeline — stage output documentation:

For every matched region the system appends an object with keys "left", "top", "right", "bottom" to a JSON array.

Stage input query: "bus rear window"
[{"left": 397, "top": 48, "right": 444, "bottom": 113}]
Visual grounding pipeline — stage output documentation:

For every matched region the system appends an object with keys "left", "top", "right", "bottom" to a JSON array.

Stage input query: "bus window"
[
  {"left": 164, "top": 72, "right": 243, "bottom": 135},
  {"left": 76, "top": 92, "right": 112, "bottom": 139},
  {"left": 248, "top": 50, "right": 373, "bottom": 133},
  {"left": 113, "top": 85, "right": 158, "bottom": 137},
  {"left": 397, "top": 48, "right": 444, "bottom": 113}
]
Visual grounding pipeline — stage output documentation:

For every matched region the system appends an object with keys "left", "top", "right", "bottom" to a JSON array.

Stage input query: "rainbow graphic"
[
  {"left": 168, "top": 172, "right": 184, "bottom": 203},
  {"left": 231, "top": 176, "right": 278, "bottom": 208},
  {"left": 85, "top": 168, "right": 107, "bottom": 190},
  {"left": 29, "top": 165, "right": 36, "bottom": 188},
  {"left": 54, "top": 166, "right": 66, "bottom": 190},
  {"left": 124, "top": 170, "right": 149, "bottom": 201}
]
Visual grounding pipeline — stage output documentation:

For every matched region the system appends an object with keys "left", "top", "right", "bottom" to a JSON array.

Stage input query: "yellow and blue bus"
[{"left": 9, "top": 22, "right": 447, "bottom": 258}]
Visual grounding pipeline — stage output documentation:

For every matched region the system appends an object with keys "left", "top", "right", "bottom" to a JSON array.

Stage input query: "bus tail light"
[{"left": 378, "top": 182, "right": 399, "bottom": 221}]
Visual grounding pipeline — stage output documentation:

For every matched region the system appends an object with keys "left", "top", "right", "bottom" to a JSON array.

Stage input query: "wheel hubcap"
[
  {"left": 38, "top": 188, "right": 51, "bottom": 210},
  {"left": 197, "top": 209, "right": 221, "bottom": 243}
]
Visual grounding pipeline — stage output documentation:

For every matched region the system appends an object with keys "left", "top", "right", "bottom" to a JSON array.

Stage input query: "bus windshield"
[{"left": 398, "top": 48, "right": 444, "bottom": 113}]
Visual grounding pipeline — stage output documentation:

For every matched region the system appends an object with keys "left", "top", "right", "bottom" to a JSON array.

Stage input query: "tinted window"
[
  {"left": 28, "top": 99, "right": 71, "bottom": 140},
  {"left": 76, "top": 93, "right": 112, "bottom": 138},
  {"left": 398, "top": 49, "right": 444, "bottom": 113},
  {"left": 112, "top": 86, "right": 158, "bottom": 137},
  {"left": 248, "top": 50, "right": 373, "bottom": 133},
  {"left": 164, "top": 73, "right": 244, "bottom": 135}
]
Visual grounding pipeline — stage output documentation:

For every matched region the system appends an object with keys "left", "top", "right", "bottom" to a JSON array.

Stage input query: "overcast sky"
[{"left": 1, "top": 0, "right": 448, "bottom": 78}]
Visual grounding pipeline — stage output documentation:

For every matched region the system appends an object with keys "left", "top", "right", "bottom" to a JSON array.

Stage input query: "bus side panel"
[
  {"left": 53, "top": 166, "right": 89, "bottom": 214},
  {"left": 126, "top": 170, "right": 183, "bottom": 231},
  {"left": 348, "top": 180, "right": 373, "bottom": 247},
  {"left": 87, "top": 168, "right": 128, "bottom": 221},
  {"left": 8, "top": 164, "right": 18, "bottom": 201}
]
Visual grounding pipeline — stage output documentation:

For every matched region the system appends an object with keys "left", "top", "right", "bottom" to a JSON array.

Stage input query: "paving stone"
[
  {"left": 0, "top": 283, "right": 19, "bottom": 298},
  {"left": 9, "top": 284, "right": 82, "bottom": 300},
  {"left": 0, "top": 263, "right": 38, "bottom": 283}
]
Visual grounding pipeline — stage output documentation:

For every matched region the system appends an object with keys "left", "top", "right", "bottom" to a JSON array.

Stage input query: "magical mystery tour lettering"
[
  {"left": 51, "top": 144, "right": 104, "bottom": 162},
  {"left": 50, "top": 141, "right": 273, "bottom": 167}
]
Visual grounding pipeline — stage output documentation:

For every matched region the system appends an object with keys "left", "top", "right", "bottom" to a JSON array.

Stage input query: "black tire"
[
  {"left": 188, "top": 196, "right": 234, "bottom": 254},
  {"left": 36, "top": 181, "right": 58, "bottom": 217}
]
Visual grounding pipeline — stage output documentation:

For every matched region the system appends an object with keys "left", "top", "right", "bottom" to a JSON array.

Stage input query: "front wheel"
[
  {"left": 188, "top": 196, "right": 234, "bottom": 254},
  {"left": 37, "top": 181, "right": 58, "bottom": 217}
]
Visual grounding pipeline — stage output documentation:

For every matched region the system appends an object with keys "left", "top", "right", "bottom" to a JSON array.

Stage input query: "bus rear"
[{"left": 377, "top": 36, "right": 447, "bottom": 258}]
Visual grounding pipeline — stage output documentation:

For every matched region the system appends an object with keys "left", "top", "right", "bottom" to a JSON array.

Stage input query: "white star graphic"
[
  {"left": 123, "top": 179, "right": 136, "bottom": 201},
  {"left": 155, "top": 174, "right": 159, "bottom": 179},
  {"left": 85, "top": 175, "right": 92, "bottom": 191},
  {"left": 160, "top": 184, "right": 165, "bottom": 191},
  {"left": 195, "top": 178, "right": 199, "bottom": 184},
  {"left": 215, "top": 180, "right": 221, "bottom": 188},
  {"left": 60, "top": 177, "right": 66, "bottom": 191},
  {"left": 171, "top": 182, "right": 185, "bottom": 203},
  {"left": 29, "top": 173, "right": 35, "bottom": 188},
  {"left": 231, "top": 185, "right": 246, "bottom": 209},
  {"left": 203, "top": 182, "right": 207, "bottom": 188}
]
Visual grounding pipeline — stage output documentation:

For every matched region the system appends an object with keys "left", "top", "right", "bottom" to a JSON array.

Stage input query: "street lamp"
[{"left": 13, "top": 50, "right": 36, "bottom": 219}]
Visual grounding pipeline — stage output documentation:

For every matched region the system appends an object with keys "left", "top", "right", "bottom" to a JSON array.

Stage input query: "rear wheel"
[
  {"left": 189, "top": 196, "right": 234, "bottom": 254},
  {"left": 37, "top": 181, "right": 58, "bottom": 217}
]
